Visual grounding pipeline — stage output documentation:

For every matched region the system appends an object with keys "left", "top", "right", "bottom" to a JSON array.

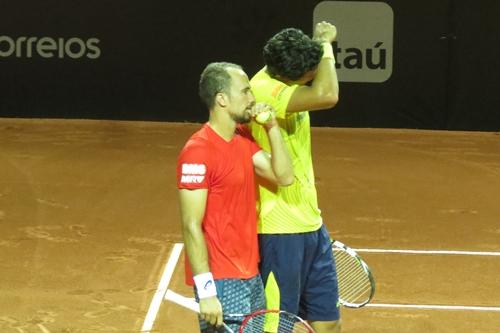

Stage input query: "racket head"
[
  {"left": 332, "top": 240, "right": 376, "bottom": 308},
  {"left": 237, "top": 309, "right": 315, "bottom": 333}
]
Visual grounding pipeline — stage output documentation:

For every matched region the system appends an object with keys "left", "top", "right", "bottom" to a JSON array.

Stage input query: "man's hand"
[
  {"left": 252, "top": 102, "right": 278, "bottom": 130},
  {"left": 199, "top": 296, "right": 224, "bottom": 327},
  {"left": 313, "top": 21, "right": 337, "bottom": 43}
]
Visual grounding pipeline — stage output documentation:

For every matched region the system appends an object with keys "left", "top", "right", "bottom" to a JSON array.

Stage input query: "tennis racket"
[
  {"left": 332, "top": 240, "right": 376, "bottom": 308},
  {"left": 165, "top": 289, "right": 315, "bottom": 333}
]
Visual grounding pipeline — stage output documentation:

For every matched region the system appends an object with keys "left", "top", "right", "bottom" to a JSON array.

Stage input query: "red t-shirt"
[{"left": 177, "top": 123, "right": 262, "bottom": 284}]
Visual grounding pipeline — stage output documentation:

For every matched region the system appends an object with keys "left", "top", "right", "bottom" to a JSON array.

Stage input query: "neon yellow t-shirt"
[{"left": 249, "top": 67, "right": 323, "bottom": 234}]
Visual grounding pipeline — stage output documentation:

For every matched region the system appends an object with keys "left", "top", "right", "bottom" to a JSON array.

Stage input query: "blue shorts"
[
  {"left": 194, "top": 274, "right": 265, "bottom": 333},
  {"left": 258, "top": 225, "right": 340, "bottom": 321}
]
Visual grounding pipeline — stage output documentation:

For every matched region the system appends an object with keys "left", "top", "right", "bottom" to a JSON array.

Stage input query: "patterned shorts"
[{"left": 195, "top": 274, "right": 265, "bottom": 333}]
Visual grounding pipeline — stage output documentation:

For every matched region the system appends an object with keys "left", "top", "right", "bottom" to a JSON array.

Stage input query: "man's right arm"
[
  {"left": 286, "top": 21, "right": 339, "bottom": 113},
  {"left": 179, "top": 188, "right": 210, "bottom": 275},
  {"left": 178, "top": 188, "right": 223, "bottom": 327}
]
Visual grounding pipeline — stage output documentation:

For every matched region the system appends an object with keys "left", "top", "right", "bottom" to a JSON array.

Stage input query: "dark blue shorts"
[{"left": 258, "top": 225, "right": 340, "bottom": 321}]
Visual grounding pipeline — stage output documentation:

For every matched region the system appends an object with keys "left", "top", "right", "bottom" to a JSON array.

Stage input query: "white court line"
[
  {"left": 141, "top": 243, "right": 184, "bottom": 333},
  {"left": 366, "top": 303, "right": 500, "bottom": 312},
  {"left": 141, "top": 242, "right": 500, "bottom": 332},
  {"left": 353, "top": 248, "right": 500, "bottom": 256},
  {"left": 164, "top": 291, "right": 500, "bottom": 313}
]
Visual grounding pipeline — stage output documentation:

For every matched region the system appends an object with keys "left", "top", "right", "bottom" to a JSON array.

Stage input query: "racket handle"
[
  {"left": 165, "top": 289, "right": 235, "bottom": 333},
  {"left": 223, "top": 324, "right": 235, "bottom": 333}
]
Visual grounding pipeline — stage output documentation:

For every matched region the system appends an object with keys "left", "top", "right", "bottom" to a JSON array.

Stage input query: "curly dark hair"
[
  {"left": 263, "top": 28, "right": 323, "bottom": 81},
  {"left": 199, "top": 62, "right": 242, "bottom": 109}
]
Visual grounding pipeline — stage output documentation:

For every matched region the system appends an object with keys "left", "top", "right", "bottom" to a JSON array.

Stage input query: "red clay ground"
[{"left": 1, "top": 118, "right": 499, "bottom": 332}]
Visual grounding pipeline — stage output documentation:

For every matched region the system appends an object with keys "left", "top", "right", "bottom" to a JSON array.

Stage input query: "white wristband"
[
  {"left": 193, "top": 272, "right": 217, "bottom": 299},
  {"left": 322, "top": 42, "right": 336, "bottom": 63}
]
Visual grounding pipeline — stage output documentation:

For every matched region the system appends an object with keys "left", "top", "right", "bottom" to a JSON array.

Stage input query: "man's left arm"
[{"left": 252, "top": 105, "right": 294, "bottom": 186}]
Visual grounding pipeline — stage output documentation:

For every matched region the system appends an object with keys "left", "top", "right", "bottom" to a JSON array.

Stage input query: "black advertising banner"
[
  {"left": 1, "top": 1, "right": 180, "bottom": 120},
  {"left": 0, "top": 1, "right": 287, "bottom": 122},
  {"left": 312, "top": 0, "right": 450, "bottom": 129},
  {"left": 1, "top": 0, "right": 499, "bottom": 130},
  {"left": 447, "top": 0, "right": 500, "bottom": 131}
]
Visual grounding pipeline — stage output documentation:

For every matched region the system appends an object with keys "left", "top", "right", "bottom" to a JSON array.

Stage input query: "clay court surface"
[{"left": 1, "top": 118, "right": 499, "bottom": 332}]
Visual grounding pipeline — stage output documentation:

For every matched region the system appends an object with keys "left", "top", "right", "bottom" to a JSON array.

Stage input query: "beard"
[{"left": 230, "top": 109, "right": 252, "bottom": 124}]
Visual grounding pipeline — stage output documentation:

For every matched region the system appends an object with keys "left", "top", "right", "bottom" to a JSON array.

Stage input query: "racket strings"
[
  {"left": 338, "top": 265, "right": 371, "bottom": 300},
  {"left": 334, "top": 250, "right": 372, "bottom": 303},
  {"left": 240, "top": 312, "right": 311, "bottom": 333}
]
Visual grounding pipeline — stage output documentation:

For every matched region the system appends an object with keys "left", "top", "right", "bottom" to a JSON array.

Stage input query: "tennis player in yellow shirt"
[{"left": 249, "top": 22, "right": 341, "bottom": 333}]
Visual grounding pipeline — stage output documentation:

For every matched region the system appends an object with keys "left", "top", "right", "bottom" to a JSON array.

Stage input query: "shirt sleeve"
[
  {"left": 267, "top": 82, "right": 299, "bottom": 119},
  {"left": 177, "top": 141, "right": 210, "bottom": 190}
]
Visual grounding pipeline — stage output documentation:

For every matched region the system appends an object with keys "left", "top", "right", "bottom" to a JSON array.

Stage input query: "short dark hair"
[
  {"left": 263, "top": 28, "right": 323, "bottom": 81},
  {"left": 199, "top": 62, "right": 243, "bottom": 109}
]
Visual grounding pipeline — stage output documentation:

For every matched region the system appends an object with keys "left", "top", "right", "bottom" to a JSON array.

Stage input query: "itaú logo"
[{"left": 0, "top": 35, "right": 101, "bottom": 59}]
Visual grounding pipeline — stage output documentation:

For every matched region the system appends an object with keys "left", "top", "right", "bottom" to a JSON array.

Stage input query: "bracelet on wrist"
[{"left": 321, "top": 42, "right": 336, "bottom": 63}]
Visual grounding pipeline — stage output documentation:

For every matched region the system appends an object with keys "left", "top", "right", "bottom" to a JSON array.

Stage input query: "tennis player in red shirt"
[{"left": 177, "top": 62, "right": 294, "bottom": 333}]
